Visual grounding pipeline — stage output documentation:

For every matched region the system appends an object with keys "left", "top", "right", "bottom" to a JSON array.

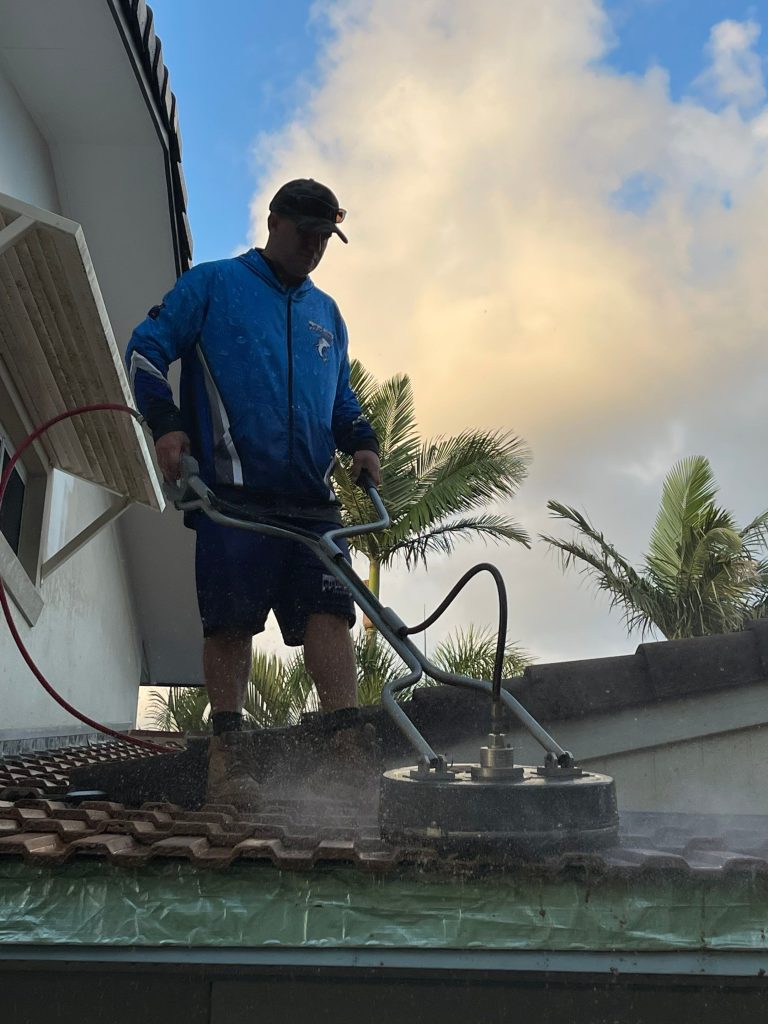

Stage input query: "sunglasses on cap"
[{"left": 280, "top": 193, "right": 347, "bottom": 224}]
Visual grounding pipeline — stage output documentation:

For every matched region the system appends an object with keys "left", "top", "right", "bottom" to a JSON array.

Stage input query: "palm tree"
[
  {"left": 333, "top": 361, "right": 531, "bottom": 610},
  {"left": 432, "top": 625, "right": 533, "bottom": 679},
  {"left": 541, "top": 455, "right": 768, "bottom": 640},
  {"left": 144, "top": 652, "right": 317, "bottom": 734},
  {"left": 144, "top": 622, "right": 535, "bottom": 731},
  {"left": 350, "top": 629, "right": 408, "bottom": 705},
  {"left": 147, "top": 362, "right": 533, "bottom": 731},
  {"left": 145, "top": 686, "right": 211, "bottom": 733},
  {"left": 242, "top": 649, "right": 318, "bottom": 727}
]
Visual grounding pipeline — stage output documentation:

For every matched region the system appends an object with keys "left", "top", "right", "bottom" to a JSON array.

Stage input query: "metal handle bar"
[
  {"left": 166, "top": 455, "right": 390, "bottom": 543},
  {"left": 166, "top": 455, "right": 570, "bottom": 767},
  {"left": 326, "top": 468, "right": 391, "bottom": 543}
]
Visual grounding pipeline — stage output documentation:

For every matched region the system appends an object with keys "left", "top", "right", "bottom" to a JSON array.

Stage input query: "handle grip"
[
  {"left": 179, "top": 453, "right": 200, "bottom": 482},
  {"left": 356, "top": 468, "right": 375, "bottom": 493},
  {"left": 163, "top": 453, "right": 208, "bottom": 505}
]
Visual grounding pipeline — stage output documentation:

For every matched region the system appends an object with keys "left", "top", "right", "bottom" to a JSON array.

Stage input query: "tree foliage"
[
  {"left": 541, "top": 455, "right": 768, "bottom": 640},
  {"left": 333, "top": 361, "right": 531, "bottom": 580},
  {"left": 431, "top": 625, "right": 533, "bottom": 679},
  {"left": 146, "top": 359, "right": 535, "bottom": 732},
  {"left": 242, "top": 649, "right": 318, "bottom": 728},
  {"left": 144, "top": 624, "right": 533, "bottom": 732},
  {"left": 145, "top": 686, "right": 211, "bottom": 734}
]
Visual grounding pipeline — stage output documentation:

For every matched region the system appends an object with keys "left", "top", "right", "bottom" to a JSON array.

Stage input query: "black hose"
[{"left": 403, "top": 562, "right": 508, "bottom": 702}]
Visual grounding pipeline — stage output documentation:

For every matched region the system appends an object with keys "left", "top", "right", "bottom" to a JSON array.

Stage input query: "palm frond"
[
  {"left": 739, "top": 509, "right": 768, "bottom": 555},
  {"left": 544, "top": 457, "right": 768, "bottom": 641},
  {"left": 409, "top": 430, "right": 530, "bottom": 517},
  {"left": 145, "top": 686, "right": 210, "bottom": 733},
  {"left": 385, "top": 513, "right": 530, "bottom": 569},
  {"left": 646, "top": 456, "right": 720, "bottom": 581},
  {"left": 351, "top": 631, "right": 409, "bottom": 705},
  {"left": 431, "top": 625, "right": 534, "bottom": 680},
  {"left": 336, "top": 363, "right": 531, "bottom": 577},
  {"left": 243, "top": 650, "right": 317, "bottom": 728},
  {"left": 542, "top": 501, "right": 671, "bottom": 638},
  {"left": 543, "top": 501, "right": 642, "bottom": 583}
]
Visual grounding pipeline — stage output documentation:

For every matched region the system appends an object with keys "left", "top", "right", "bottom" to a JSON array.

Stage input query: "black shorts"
[{"left": 194, "top": 514, "right": 356, "bottom": 645}]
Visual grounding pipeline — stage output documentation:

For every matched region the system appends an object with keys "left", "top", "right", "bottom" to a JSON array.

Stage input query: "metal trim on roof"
[
  {"left": 2, "top": 945, "right": 767, "bottom": 978},
  {"left": 0, "top": 192, "right": 164, "bottom": 509},
  {"left": 111, "top": 0, "right": 193, "bottom": 273}
]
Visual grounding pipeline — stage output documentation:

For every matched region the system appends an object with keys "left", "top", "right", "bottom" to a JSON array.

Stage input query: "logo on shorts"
[
  {"left": 322, "top": 573, "right": 346, "bottom": 594},
  {"left": 309, "top": 320, "right": 333, "bottom": 361}
]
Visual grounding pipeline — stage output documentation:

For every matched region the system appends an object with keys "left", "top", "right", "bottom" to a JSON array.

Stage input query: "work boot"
[
  {"left": 206, "top": 732, "right": 262, "bottom": 809},
  {"left": 328, "top": 719, "right": 381, "bottom": 775},
  {"left": 315, "top": 710, "right": 382, "bottom": 789}
]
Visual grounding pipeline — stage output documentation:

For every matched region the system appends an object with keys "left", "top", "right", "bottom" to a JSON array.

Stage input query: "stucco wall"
[
  {"left": 1, "top": 492, "right": 142, "bottom": 742},
  {"left": 0, "top": 61, "right": 59, "bottom": 211},
  {"left": 54, "top": 141, "right": 178, "bottom": 349},
  {"left": 0, "top": 61, "right": 143, "bottom": 747},
  {"left": 442, "top": 680, "right": 768, "bottom": 816},
  {"left": 582, "top": 728, "right": 768, "bottom": 816}
]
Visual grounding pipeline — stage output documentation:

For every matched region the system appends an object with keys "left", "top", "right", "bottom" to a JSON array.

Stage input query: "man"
[{"left": 126, "top": 179, "right": 381, "bottom": 806}]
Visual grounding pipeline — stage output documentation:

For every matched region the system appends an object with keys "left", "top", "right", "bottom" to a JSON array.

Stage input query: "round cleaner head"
[{"left": 379, "top": 764, "right": 619, "bottom": 857}]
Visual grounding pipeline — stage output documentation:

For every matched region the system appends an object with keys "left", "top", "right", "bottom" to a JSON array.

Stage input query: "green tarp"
[{"left": 2, "top": 860, "right": 768, "bottom": 950}]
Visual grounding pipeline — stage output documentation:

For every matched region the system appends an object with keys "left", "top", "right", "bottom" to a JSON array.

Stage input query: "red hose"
[{"left": 0, "top": 403, "right": 178, "bottom": 754}]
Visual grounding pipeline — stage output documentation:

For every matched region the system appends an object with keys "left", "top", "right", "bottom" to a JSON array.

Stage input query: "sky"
[{"left": 146, "top": 0, "right": 768, "bottom": 669}]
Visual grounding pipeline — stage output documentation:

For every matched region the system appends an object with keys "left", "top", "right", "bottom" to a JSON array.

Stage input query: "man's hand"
[
  {"left": 155, "top": 430, "right": 191, "bottom": 483},
  {"left": 351, "top": 449, "right": 381, "bottom": 487}
]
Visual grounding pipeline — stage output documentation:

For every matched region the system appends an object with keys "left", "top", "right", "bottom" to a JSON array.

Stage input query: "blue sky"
[
  {"left": 150, "top": 0, "right": 768, "bottom": 264},
  {"left": 602, "top": 0, "right": 765, "bottom": 91},
  {"left": 144, "top": 1, "right": 768, "bottom": 664},
  {"left": 150, "top": 0, "right": 332, "bottom": 261}
]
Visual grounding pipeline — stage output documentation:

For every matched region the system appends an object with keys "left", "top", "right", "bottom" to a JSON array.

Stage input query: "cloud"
[
  {"left": 620, "top": 421, "right": 687, "bottom": 486},
  {"left": 695, "top": 19, "right": 766, "bottom": 111},
  {"left": 247, "top": 3, "right": 768, "bottom": 663}
]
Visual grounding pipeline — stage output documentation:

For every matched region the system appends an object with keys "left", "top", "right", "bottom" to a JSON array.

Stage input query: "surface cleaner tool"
[{"left": 168, "top": 456, "right": 619, "bottom": 855}]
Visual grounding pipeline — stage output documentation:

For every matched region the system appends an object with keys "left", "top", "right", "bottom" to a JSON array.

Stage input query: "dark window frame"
[{"left": 0, "top": 426, "right": 27, "bottom": 556}]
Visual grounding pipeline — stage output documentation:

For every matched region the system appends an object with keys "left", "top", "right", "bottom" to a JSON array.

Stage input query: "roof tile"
[
  {"left": 600, "top": 847, "right": 691, "bottom": 872},
  {"left": 5, "top": 742, "right": 768, "bottom": 878},
  {"left": 0, "top": 832, "right": 70, "bottom": 863},
  {"left": 70, "top": 834, "right": 139, "bottom": 859}
]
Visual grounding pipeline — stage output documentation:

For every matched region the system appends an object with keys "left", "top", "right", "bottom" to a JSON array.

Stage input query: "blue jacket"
[{"left": 125, "top": 249, "right": 378, "bottom": 505}]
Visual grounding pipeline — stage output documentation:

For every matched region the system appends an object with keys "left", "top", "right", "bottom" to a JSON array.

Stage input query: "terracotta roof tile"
[
  {"left": 91, "top": 837, "right": 156, "bottom": 868},
  {"left": 4, "top": 741, "right": 768, "bottom": 878},
  {"left": 6, "top": 791, "right": 768, "bottom": 877},
  {"left": 0, "top": 832, "right": 70, "bottom": 863},
  {"left": 0, "top": 741, "right": 166, "bottom": 798},
  {"left": 600, "top": 847, "right": 692, "bottom": 872}
]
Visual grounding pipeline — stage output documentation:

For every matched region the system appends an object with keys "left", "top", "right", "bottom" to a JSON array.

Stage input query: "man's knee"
[
  {"left": 304, "top": 612, "right": 353, "bottom": 645},
  {"left": 204, "top": 626, "right": 253, "bottom": 645},
  {"left": 308, "top": 611, "right": 350, "bottom": 628},
  {"left": 203, "top": 629, "right": 253, "bottom": 668}
]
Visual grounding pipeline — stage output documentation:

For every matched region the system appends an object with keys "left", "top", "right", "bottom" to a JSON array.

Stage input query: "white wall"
[
  {"left": 54, "top": 141, "right": 178, "bottom": 347},
  {"left": 0, "top": 61, "right": 144, "bottom": 748},
  {"left": 441, "top": 681, "right": 768, "bottom": 816},
  {"left": 582, "top": 729, "right": 768, "bottom": 816},
  {"left": 0, "top": 61, "right": 59, "bottom": 211},
  {"left": 1, "top": 490, "right": 143, "bottom": 739}
]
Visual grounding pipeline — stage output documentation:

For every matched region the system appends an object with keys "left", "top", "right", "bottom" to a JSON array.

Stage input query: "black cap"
[{"left": 269, "top": 178, "right": 348, "bottom": 244}]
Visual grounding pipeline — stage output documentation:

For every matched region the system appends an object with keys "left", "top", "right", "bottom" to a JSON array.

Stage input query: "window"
[
  {"left": 0, "top": 373, "right": 47, "bottom": 624},
  {"left": 0, "top": 191, "right": 161, "bottom": 627},
  {"left": 0, "top": 428, "right": 26, "bottom": 555}
]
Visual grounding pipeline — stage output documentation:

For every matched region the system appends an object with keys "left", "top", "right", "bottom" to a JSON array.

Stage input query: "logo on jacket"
[{"left": 308, "top": 320, "right": 333, "bottom": 361}]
